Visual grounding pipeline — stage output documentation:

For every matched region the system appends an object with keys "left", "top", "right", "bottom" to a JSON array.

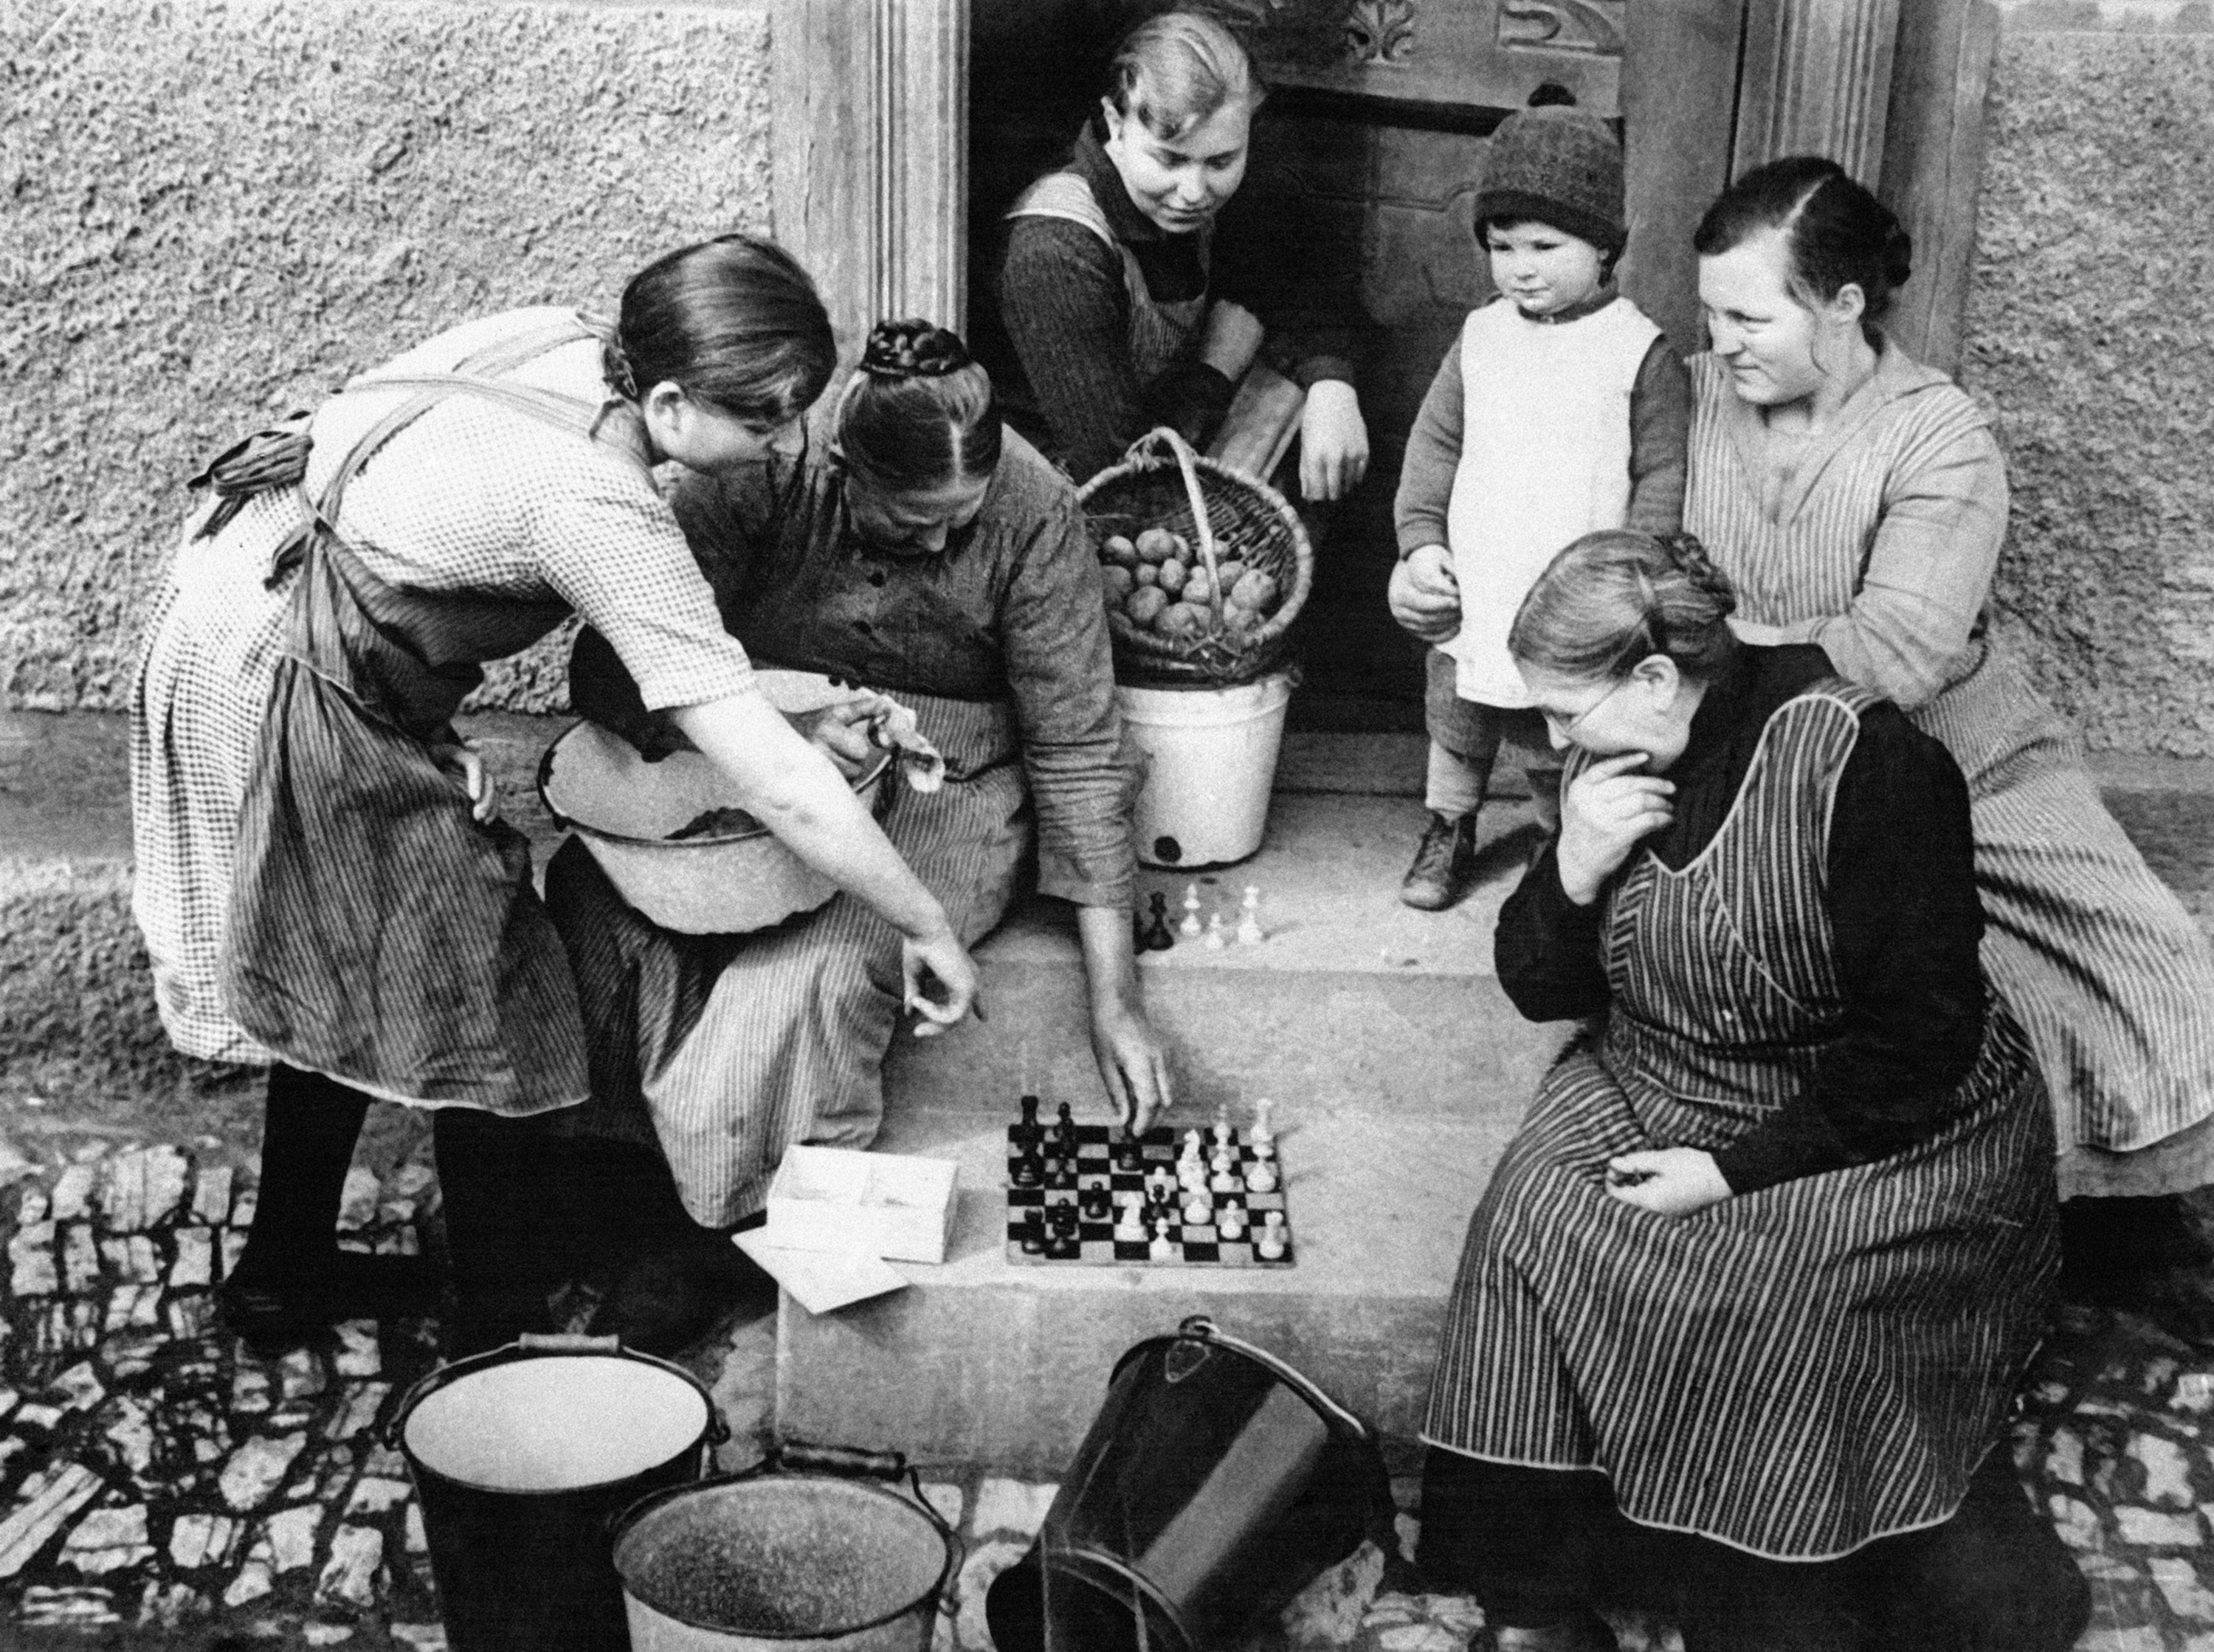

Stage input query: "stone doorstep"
[{"left": 773, "top": 1102, "right": 1515, "bottom": 1477}]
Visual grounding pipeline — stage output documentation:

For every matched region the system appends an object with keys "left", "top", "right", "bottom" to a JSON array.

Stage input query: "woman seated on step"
[
  {"left": 979, "top": 6, "right": 1370, "bottom": 497},
  {"left": 1415, "top": 530, "right": 2086, "bottom": 1651},
  {"left": 544, "top": 320, "right": 1170, "bottom": 1347}
]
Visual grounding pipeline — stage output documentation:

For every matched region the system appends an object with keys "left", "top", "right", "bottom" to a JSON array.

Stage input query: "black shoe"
[
  {"left": 217, "top": 1251, "right": 441, "bottom": 1355},
  {"left": 1401, "top": 811, "right": 1480, "bottom": 910},
  {"left": 2060, "top": 1195, "right": 2214, "bottom": 1299},
  {"left": 592, "top": 1236, "right": 772, "bottom": 1357}
]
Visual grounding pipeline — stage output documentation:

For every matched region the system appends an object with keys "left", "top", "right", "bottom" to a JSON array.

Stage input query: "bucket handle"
[
  {"left": 1125, "top": 426, "right": 1227, "bottom": 630},
  {"left": 611, "top": 1446, "right": 965, "bottom": 1566},
  {"left": 389, "top": 1333, "right": 730, "bottom": 1450},
  {"left": 1172, "top": 1316, "right": 1373, "bottom": 1440}
]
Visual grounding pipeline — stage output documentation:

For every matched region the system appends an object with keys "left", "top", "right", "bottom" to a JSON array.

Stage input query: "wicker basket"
[{"left": 1079, "top": 426, "right": 1312, "bottom": 687}]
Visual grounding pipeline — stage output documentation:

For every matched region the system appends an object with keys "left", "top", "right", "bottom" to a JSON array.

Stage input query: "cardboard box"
[{"left": 765, "top": 1145, "right": 958, "bottom": 1264}]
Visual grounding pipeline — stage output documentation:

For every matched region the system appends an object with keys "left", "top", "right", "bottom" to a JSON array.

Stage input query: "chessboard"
[{"left": 1004, "top": 1117, "right": 1293, "bottom": 1267}]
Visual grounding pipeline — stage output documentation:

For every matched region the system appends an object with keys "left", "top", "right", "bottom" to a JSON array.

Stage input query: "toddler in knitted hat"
[{"left": 1387, "top": 89, "right": 1690, "bottom": 911}]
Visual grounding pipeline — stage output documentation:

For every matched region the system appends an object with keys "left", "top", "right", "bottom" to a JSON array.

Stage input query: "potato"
[
  {"left": 1125, "top": 585, "right": 1169, "bottom": 625},
  {"left": 1101, "top": 565, "right": 1136, "bottom": 602},
  {"left": 1182, "top": 567, "right": 1214, "bottom": 607},
  {"left": 1168, "top": 532, "right": 1190, "bottom": 561},
  {"left": 1227, "top": 570, "right": 1279, "bottom": 612},
  {"left": 1155, "top": 601, "right": 1208, "bottom": 638},
  {"left": 1134, "top": 528, "right": 1177, "bottom": 563},
  {"left": 1133, "top": 562, "right": 1159, "bottom": 587},
  {"left": 1156, "top": 558, "right": 1186, "bottom": 597},
  {"left": 1213, "top": 559, "right": 1246, "bottom": 595},
  {"left": 1101, "top": 534, "right": 1139, "bottom": 566}
]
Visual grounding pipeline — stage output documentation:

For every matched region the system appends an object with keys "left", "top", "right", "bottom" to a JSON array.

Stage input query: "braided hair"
[
  {"left": 1694, "top": 156, "right": 1912, "bottom": 348},
  {"left": 836, "top": 319, "right": 1002, "bottom": 498},
  {"left": 1508, "top": 530, "right": 1739, "bottom": 684}
]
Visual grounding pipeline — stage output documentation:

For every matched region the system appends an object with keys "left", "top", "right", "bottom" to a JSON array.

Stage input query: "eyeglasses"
[{"left": 1539, "top": 677, "right": 1628, "bottom": 741}]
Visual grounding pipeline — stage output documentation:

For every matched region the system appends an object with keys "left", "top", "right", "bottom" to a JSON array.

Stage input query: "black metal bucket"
[
  {"left": 985, "top": 1317, "right": 1391, "bottom": 1652},
  {"left": 395, "top": 1333, "right": 725, "bottom": 1652}
]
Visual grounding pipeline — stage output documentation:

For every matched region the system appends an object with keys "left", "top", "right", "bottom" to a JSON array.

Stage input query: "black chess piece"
[
  {"left": 1142, "top": 892, "right": 1175, "bottom": 951},
  {"left": 1048, "top": 1155, "right": 1077, "bottom": 1192},
  {"left": 1052, "top": 1100, "right": 1075, "bottom": 1151},
  {"left": 1016, "top": 1093, "right": 1041, "bottom": 1148},
  {"left": 1019, "top": 1208, "right": 1044, "bottom": 1254},
  {"left": 1111, "top": 1129, "right": 1142, "bottom": 1175},
  {"left": 1080, "top": 1183, "right": 1111, "bottom": 1223},
  {"left": 1011, "top": 1140, "right": 1044, "bottom": 1190}
]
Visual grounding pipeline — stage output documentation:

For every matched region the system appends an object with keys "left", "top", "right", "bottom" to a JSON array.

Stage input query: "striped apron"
[
  {"left": 1685, "top": 357, "right": 2214, "bottom": 1194},
  {"left": 217, "top": 321, "right": 618, "bottom": 1115},
  {"left": 1423, "top": 682, "right": 2058, "bottom": 1561},
  {"left": 543, "top": 686, "right": 1030, "bottom": 1226}
]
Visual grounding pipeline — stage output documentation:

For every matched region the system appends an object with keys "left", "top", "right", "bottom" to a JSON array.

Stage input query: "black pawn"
[
  {"left": 1142, "top": 892, "right": 1176, "bottom": 951},
  {"left": 1111, "top": 1130, "right": 1142, "bottom": 1175},
  {"left": 1052, "top": 1100, "right": 1075, "bottom": 1151},
  {"left": 1048, "top": 1155, "right": 1077, "bottom": 1192},
  {"left": 1011, "top": 1141, "right": 1043, "bottom": 1189},
  {"left": 1080, "top": 1183, "right": 1111, "bottom": 1223},
  {"left": 1019, "top": 1209, "right": 1044, "bottom": 1254}
]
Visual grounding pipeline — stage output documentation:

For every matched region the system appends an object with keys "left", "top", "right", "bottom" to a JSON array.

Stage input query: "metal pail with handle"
[
  {"left": 612, "top": 1442, "right": 959, "bottom": 1652},
  {"left": 984, "top": 1316, "right": 1391, "bottom": 1652},
  {"left": 396, "top": 1333, "right": 723, "bottom": 1652}
]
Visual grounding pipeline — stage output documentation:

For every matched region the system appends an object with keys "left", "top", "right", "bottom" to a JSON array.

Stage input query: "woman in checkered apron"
[
  {"left": 542, "top": 320, "right": 1166, "bottom": 1340},
  {"left": 130, "top": 238, "right": 979, "bottom": 1355},
  {"left": 1416, "top": 531, "right": 2084, "bottom": 1651},
  {"left": 1687, "top": 159, "right": 2214, "bottom": 1260}
]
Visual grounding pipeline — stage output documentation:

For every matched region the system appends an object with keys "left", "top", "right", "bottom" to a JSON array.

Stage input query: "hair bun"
[
  {"left": 861, "top": 319, "right": 971, "bottom": 379},
  {"left": 1527, "top": 81, "right": 1578, "bottom": 108},
  {"left": 1880, "top": 221, "right": 1914, "bottom": 294}
]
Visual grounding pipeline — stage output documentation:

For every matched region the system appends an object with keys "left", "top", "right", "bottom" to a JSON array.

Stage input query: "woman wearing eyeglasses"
[{"left": 1414, "top": 530, "right": 2084, "bottom": 1651}]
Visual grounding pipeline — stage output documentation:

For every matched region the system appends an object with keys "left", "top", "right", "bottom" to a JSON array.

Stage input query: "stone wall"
[
  {"left": 0, "top": 0, "right": 775, "bottom": 716},
  {"left": 1963, "top": 12, "right": 2214, "bottom": 755}
]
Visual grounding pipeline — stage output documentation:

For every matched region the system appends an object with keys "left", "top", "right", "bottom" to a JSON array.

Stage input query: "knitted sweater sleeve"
[
  {"left": 999, "top": 217, "right": 1232, "bottom": 482},
  {"left": 1624, "top": 339, "right": 1691, "bottom": 536},
  {"left": 1394, "top": 339, "right": 1464, "bottom": 556}
]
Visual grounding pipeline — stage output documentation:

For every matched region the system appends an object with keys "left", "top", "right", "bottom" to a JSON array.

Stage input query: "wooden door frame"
[{"left": 773, "top": 0, "right": 1994, "bottom": 371}]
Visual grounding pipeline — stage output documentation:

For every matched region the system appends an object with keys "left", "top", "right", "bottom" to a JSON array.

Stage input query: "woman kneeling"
[{"left": 1417, "top": 530, "right": 2085, "bottom": 1651}]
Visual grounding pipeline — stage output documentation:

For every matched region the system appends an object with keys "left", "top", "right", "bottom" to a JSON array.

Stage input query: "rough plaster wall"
[
  {"left": 0, "top": 0, "right": 773, "bottom": 714},
  {"left": 1961, "top": 29, "right": 2214, "bottom": 755}
]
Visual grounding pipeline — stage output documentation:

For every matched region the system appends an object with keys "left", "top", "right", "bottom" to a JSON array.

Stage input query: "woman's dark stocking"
[
  {"left": 1415, "top": 1449, "right": 1613, "bottom": 1643},
  {"left": 432, "top": 1105, "right": 578, "bottom": 1358}
]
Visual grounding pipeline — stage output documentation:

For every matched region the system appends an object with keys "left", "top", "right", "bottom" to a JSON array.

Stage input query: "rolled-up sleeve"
[
  {"left": 1000, "top": 493, "right": 1137, "bottom": 910},
  {"left": 531, "top": 471, "right": 755, "bottom": 711},
  {"left": 1807, "top": 413, "right": 2008, "bottom": 710}
]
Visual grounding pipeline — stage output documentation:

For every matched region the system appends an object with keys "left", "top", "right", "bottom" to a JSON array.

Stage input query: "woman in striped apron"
[
  {"left": 1687, "top": 157, "right": 2214, "bottom": 1273},
  {"left": 131, "top": 240, "right": 979, "bottom": 1355},
  {"left": 1418, "top": 531, "right": 2084, "bottom": 1651},
  {"left": 543, "top": 320, "right": 1165, "bottom": 1341},
  {"left": 981, "top": 7, "right": 1370, "bottom": 497}
]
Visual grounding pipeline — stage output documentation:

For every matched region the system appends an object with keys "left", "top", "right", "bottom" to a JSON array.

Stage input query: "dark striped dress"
[
  {"left": 1424, "top": 676, "right": 2056, "bottom": 1560},
  {"left": 1685, "top": 345, "right": 2214, "bottom": 1197}
]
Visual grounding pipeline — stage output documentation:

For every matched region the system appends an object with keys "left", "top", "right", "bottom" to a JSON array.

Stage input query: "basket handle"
[{"left": 1128, "top": 426, "right": 1227, "bottom": 629}]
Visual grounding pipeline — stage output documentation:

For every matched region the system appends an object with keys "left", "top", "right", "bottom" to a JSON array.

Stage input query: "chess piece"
[
  {"left": 1019, "top": 1208, "right": 1044, "bottom": 1254},
  {"left": 1182, "top": 1191, "right": 1213, "bottom": 1228},
  {"left": 1246, "top": 1158, "right": 1278, "bottom": 1194},
  {"left": 1209, "top": 1150, "right": 1240, "bottom": 1195},
  {"left": 1210, "top": 1107, "right": 1233, "bottom": 1150},
  {"left": 1203, "top": 911, "right": 1227, "bottom": 950},
  {"left": 1236, "top": 885, "right": 1264, "bottom": 946},
  {"left": 1178, "top": 1156, "right": 1208, "bottom": 1195},
  {"left": 1011, "top": 1140, "right": 1044, "bottom": 1190},
  {"left": 1257, "top": 1210, "right": 1288, "bottom": 1260},
  {"left": 1114, "top": 1199, "right": 1148, "bottom": 1244},
  {"left": 1218, "top": 1203, "right": 1248, "bottom": 1242},
  {"left": 1112, "top": 1129, "right": 1142, "bottom": 1175},
  {"left": 1052, "top": 1100, "right": 1076, "bottom": 1150},
  {"left": 1142, "top": 892, "right": 1176, "bottom": 952},
  {"left": 1148, "top": 1219, "right": 1176, "bottom": 1262},
  {"left": 1080, "top": 1183, "right": 1111, "bottom": 1223},
  {"left": 1180, "top": 1128, "right": 1204, "bottom": 1162},
  {"left": 1145, "top": 1164, "right": 1176, "bottom": 1206},
  {"left": 1251, "top": 1098, "right": 1277, "bottom": 1150},
  {"left": 1017, "top": 1093, "right": 1041, "bottom": 1148},
  {"left": 1179, "top": 883, "right": 1204, "bottom": 938},
  {"left": 1049, "top": 1155, "right": 1078, "bottom": 1192}
]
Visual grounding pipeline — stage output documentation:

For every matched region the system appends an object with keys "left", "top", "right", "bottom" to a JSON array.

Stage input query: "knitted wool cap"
[{"left": 1473, "top": 104, "right": 1626, "bottom": 256}]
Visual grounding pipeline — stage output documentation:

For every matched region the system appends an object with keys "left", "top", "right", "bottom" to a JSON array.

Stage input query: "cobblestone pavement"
[{"left": 1, "top": 1136, "right": 2210, "bottom": 1649}]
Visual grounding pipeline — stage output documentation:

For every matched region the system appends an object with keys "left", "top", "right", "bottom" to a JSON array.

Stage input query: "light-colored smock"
[{"left": 1684, "top": 343, "right": 2214, "bottom": 1195}]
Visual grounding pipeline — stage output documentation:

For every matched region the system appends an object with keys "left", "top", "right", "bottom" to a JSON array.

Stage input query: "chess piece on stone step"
[
  {"left": 1080, "top": 1183, "right": 1111, "bottom": 1223},
  {"left": 1209, "top": 1150, "right": 1240, "bottom": 1194},
  {"left": 1246, "top": 1158, "right": 1278, "bottom": 1195},
  {"left": 1149, "top": 1218, "right": 1176, "bottom": 1262},
  {"left": 1218, "top": 1203, "right": 1248, "bottom": 1242},
  {"left": 1017, "top": 1093, "right": 1041, "bottom": 1149},
  {"left": 1182, "top": 1190, "right": 1213, "bottom": 1228},
  {"left": 1142, "top": 892, "right": 1176, "bottom": 952},
  {"left": 1236, "top": 885, "right": 1264, "bottom": 946},
  {"left": 1048, "top": 1155, "right": 1077, "bottom": 1192},
  {"left": 1114, "top": 1199, "right": 1148, "bottom": 1244},
  {"left": 1204, "top": 910, "right": 1227, "bottom": 950},
  {"left": 1179, "top": 883, "right": 1204, "bottom": 938},
  {"left": 1145, "top": 1164, "right": 1176, "bottom": 1206},
  {"left": 1112, "top": 1129, "right": 1142, "bottom": 1175},
  {"left": 1020, "top": 1209, "right": 1044, "bottom": 1254},
  {"left": 1052, "top": 1100, "right": 1075, "bottom": 1151},
  {"left": 1011, "top": 1140, "right": 1044, "bottom": 1190},
  {"left": 1251, "top": 1097, "right": 1277, "bottom": 1152}
]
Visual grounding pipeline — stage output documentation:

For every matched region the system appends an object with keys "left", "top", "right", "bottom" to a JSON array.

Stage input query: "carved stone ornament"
[{"left": 1498, "top": 0, "right": 1626, "bottom": 57}]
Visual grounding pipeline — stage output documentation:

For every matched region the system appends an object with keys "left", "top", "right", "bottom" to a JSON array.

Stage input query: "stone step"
[{"left": 771, "top": 1096, "right": 1517, "bottom": 1477}]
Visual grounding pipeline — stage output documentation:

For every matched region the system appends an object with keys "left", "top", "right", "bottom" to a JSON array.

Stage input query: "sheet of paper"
[{"left": 734, "top": 1231, "right": 908, "bottom": 1316}]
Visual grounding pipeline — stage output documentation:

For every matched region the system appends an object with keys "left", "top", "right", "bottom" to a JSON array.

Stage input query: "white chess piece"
[
  {"left": 1236, "top": 885, "right": 1264, "bottom": 946},
  {"left": 1251, "top": 1097, "right": 1277, "bottom": 1150},
  {"left": 1179, "top": 883, "right": 1204, "bottom": 938},
  {"left": 1114, "top": 1197, "right": 1148, "bottom": 1243},
  {"left": 1246, "top": 1158, "right": 1278, "bottom": 1194},
  {"left": 1182, "top": 1190, "right": 1214, "bottom": 1227},
  {"left": 1203, "top": 911, "right": 1227, "bottom": 950},
  {"left": 1257, "top": 1210, "right": 1288, "bottom": 1260},
  {"left": 1149, "top": 1220, "right": 1176, "bottom": 1262},
  {"left": 1209, "top": 1147, "right": 1240, "bottom": 1193},
  {"left": 1218, "top": 1203, "right": 1248, "bottom": 1241}
]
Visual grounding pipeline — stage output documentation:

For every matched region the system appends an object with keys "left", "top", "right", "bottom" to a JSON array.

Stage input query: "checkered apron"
[{"left": 1423, "top": 683, "right": 2058, "bottom": 1560}]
